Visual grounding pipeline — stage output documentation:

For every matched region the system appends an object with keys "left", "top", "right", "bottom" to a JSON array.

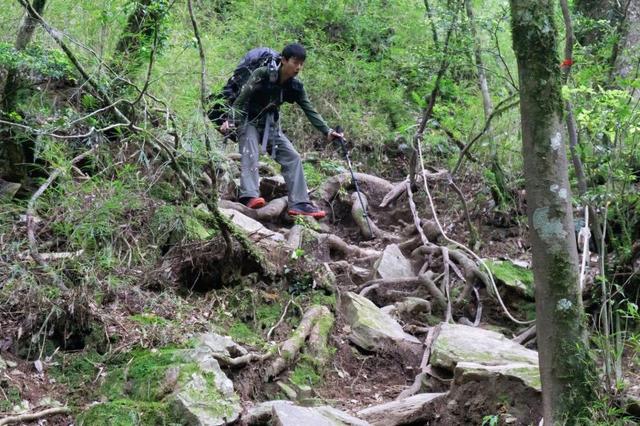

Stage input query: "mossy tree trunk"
[
  {"left": 0, "top": 0, "right": 47, "bottom": 182},
  {"left": 111, "top": 0, "right": 168, "bottom": 81},
  {"left": 509, "top": 1, "right": 596, "bottom": 423}
]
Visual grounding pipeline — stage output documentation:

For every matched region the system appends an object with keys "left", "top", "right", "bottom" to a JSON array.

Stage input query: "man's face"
[{"left": 280, "top": 57, "right": 305, "bottom": 80}]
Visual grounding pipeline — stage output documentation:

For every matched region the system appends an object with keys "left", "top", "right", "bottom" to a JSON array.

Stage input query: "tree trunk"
[
  {"left": 465, "top": 0, "right": 509, "bottom": 208},
  {"left": 111, "top": 0, "right": 167, "bottom": 80},
  {"left": 509, "top": 0, "right": 595, "bottom": 423},
  {"left": 0, "top": 0, "right": 48, "bottom": 182}
]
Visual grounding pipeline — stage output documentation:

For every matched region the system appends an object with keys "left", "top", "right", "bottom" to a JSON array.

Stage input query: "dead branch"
[
  {"left": 357, "top": 277, "right": 422, "bottom": 297},
  {"left": 26, "top": 147, "right": 95, "bottom": 291},
  {"left": 286, "top": 225, "right": 304, "bottom": 249},
  {"left": 0, "top": 407, "right": 70, "bottom": 426},
  {"left": 442, "top": 247, "right": 452, "bottom": 323},
  {"left": 451, "top": 94, "right": 520, "bottom": 175},
  {"left": 406, "top": 181, "right": 430, "bottom": 246}
]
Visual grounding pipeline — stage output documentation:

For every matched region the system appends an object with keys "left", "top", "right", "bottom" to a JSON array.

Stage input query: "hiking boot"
[
  {"left": 288, "top": 202, "right": 326, "bottom": 218},
  {"left": 240, "top": 197, "right": 266, "bottom": 209}
]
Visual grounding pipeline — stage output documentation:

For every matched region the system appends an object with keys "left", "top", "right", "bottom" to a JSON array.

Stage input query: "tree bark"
[
  {"left": 509, "top": 0, "right": 595, "bottom": 423},
  {"left": 0, "top": 0, "right": 48, "bottom": 182},
  {"left": 111, "top": 0, "right": 168, "bottom": 80}
]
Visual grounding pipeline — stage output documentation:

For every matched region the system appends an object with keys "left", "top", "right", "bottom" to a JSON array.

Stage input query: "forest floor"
[{"left": 0, "top": 144, "right": 621, "bottom": 425}]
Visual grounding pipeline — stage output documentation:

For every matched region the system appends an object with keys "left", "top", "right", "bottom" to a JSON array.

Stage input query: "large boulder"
[
  {"left": 340, "top": 292, "right": 421, "bottom": 353},
  {"left": 431, "top": 323, "right": 538, "bottom": 370},
  {"left": 78, "top": 336, "right": 241, "bottom": 426},
  {"left": 427, "top": 323, "right": 542, "bottom": 425}
]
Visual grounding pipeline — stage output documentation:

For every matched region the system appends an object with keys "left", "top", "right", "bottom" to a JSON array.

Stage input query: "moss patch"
[
  {"left": 290, "top": 358, "right": 322, "bottom": 387},
  {"left": 485, "top": 260, "right": 534, "bottom": 299},
  {"left": 77, "top": 400, "right": 170, "bottom": 426}
]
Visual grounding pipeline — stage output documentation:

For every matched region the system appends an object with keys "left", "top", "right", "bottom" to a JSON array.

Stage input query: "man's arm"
[{"left": 296, "top": 86, "right": 331, "bottom": 136}]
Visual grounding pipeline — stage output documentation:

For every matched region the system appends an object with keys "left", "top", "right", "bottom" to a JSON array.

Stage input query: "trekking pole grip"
[{"left": 334, "top": 125, "right": 348, "bottom": 157}]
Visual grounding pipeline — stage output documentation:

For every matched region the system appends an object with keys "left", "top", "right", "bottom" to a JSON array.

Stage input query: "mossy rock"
[
  {"left": 485, "top": 260, "right": 534, "bottom": 299},
  {"left": 95, "top": 346, "right": 240, "bottom": 425}
]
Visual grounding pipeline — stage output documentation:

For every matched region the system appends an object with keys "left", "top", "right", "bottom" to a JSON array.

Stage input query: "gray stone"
[
  {"left": 314, "top": 406, "right": 371, "bottom": 426},
  {"left": 170, "top": 372, "right": 240, "bottom": 426},
  {"left": 431, "top": 323, "right": 540, "bottom": 393},
  {"left": 196, "top": 333, "right": 248, "bottom": 358},
  {"left": 0, "top": 179, "right": 21, "bottom": 200},
  {"left": 340, "top": 292, "right": 421, "bottom": 353},
  {"left": 0, "top": 355, "right": 6, "bottom": 372},
  {"left": 167, "top": 340, "right": 242, "bottom": 425},
  {"left": 373, "top": 244, "right": 414, "bottom": 279},
  {"left": 220, "top": 208, "right": 284, "bottom": 241},
  {"left": 454, "top": 361, "right": 541, "bottom": 391},
  {"left": 272, "top": 403, "right": 367, "bottom": 426},
  {"left": 357, "top": 393, "right": 447, "bottom": 426},
  {"left": 431, "top": 323, "right": 538, "bottom": 369}
]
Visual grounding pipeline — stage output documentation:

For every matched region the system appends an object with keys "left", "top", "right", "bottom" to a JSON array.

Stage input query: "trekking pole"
[{"left": 335, "top": 126, "right": 374, "bottom": 238}]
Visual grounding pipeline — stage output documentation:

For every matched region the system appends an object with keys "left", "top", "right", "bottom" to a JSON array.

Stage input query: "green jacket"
[{"left": 231, "top": 66, "right": 331, "bottom": 135}]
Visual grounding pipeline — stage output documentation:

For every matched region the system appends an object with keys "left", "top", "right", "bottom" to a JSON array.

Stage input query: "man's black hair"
[{"left": 282, "top": 43, "right": 306, "bottom": 61}]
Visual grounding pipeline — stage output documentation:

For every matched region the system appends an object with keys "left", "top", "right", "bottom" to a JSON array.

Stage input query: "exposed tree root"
[
  {"left": 319, "top": 172, "right": 394, "bottom": 204},
  {"left": 513, "top": 325, "right": 536, "bottom": 345},
  {"left": 264, "top": 305, "right": 334, "bottom": 381},
  {"left": 320, "top": 234, "right": 380, "bottom": 259},
  {"left": 396, "top": 326, "right": 439, "bottom": 400},
  {"left": 350, "top": 192, "right": 398, "bottom": 242},
  {"left": 220, "top": 197, "right": 288, "bottom": 222},
  {"left": 0, "top": 407, "right": 71, "bottom": 426}
]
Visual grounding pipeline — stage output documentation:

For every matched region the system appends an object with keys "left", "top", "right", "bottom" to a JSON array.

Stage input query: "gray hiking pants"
[{"left": 238, "top": 123, "right": 310, "bottom": 206}]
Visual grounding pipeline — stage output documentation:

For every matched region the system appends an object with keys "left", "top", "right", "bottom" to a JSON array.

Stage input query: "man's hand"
[
  {"left": 220, "top": 120, "right": 235, "bottom": 134},
  {"left": 326, "top": 128, "right": 344, "bottom": 142}
]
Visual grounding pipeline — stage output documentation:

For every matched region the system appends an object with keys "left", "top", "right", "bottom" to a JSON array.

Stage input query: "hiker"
[{"left": 222, "top": 43, "right": 343, "bottom": 218}]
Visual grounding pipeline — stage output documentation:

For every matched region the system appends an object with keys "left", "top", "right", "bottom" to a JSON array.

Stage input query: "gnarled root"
[
  {"left": 220, "top": 197, "right": 288, "bottom": 222},
  {"left": 319, "top": 172, "right": 393, "bottom": 204},
  {"left": 264, "top": 305, "right": 334, "bottom": 381}
]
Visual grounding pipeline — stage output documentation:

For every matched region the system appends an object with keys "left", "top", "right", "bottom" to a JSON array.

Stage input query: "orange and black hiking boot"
[{"left": 288, "top": 202, "right": 326, "bottom": 218}]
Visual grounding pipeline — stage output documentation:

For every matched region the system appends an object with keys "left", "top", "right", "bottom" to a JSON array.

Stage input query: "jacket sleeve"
[
  {"left": 230, "top": 67, "right": 267, "bottom": 126},
  {"left": 296, "top": 85, "right": 331, "bottom": 136}
]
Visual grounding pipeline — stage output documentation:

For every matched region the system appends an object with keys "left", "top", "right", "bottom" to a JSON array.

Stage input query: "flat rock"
[
  {"left": 454, "top": 361, "right": 541, "bottom": 391},
  {"left": 357, "top": 393, "right": 447, "bottom": 426},
  {"left": 431, "top": 323, "right": 539, "bottom": 393},
  {"left": 0, "top": 179, "right": 21, "bottom": 200},
  {"left": 373, "top": 244, "right": 414, "bottom": 279},
  {"left": 340, "top": 292, "right": 421, "bottom": 352},
  {"left": 196, "top": 332, "right": 248, "bottom": 358},
  {"left": 431, "top": 323, "right": 538, "bottom": 369},
  {"left": 220, "top": 208, "right": 284, "bottom": 241},
  {"left": 272, "top": 402, "right": 368, "bottom": 426}
]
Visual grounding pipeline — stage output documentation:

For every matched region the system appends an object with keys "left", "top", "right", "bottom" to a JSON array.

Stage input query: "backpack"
[{"left": 208, "top": 47, "right": 280, "bottom": 127}]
